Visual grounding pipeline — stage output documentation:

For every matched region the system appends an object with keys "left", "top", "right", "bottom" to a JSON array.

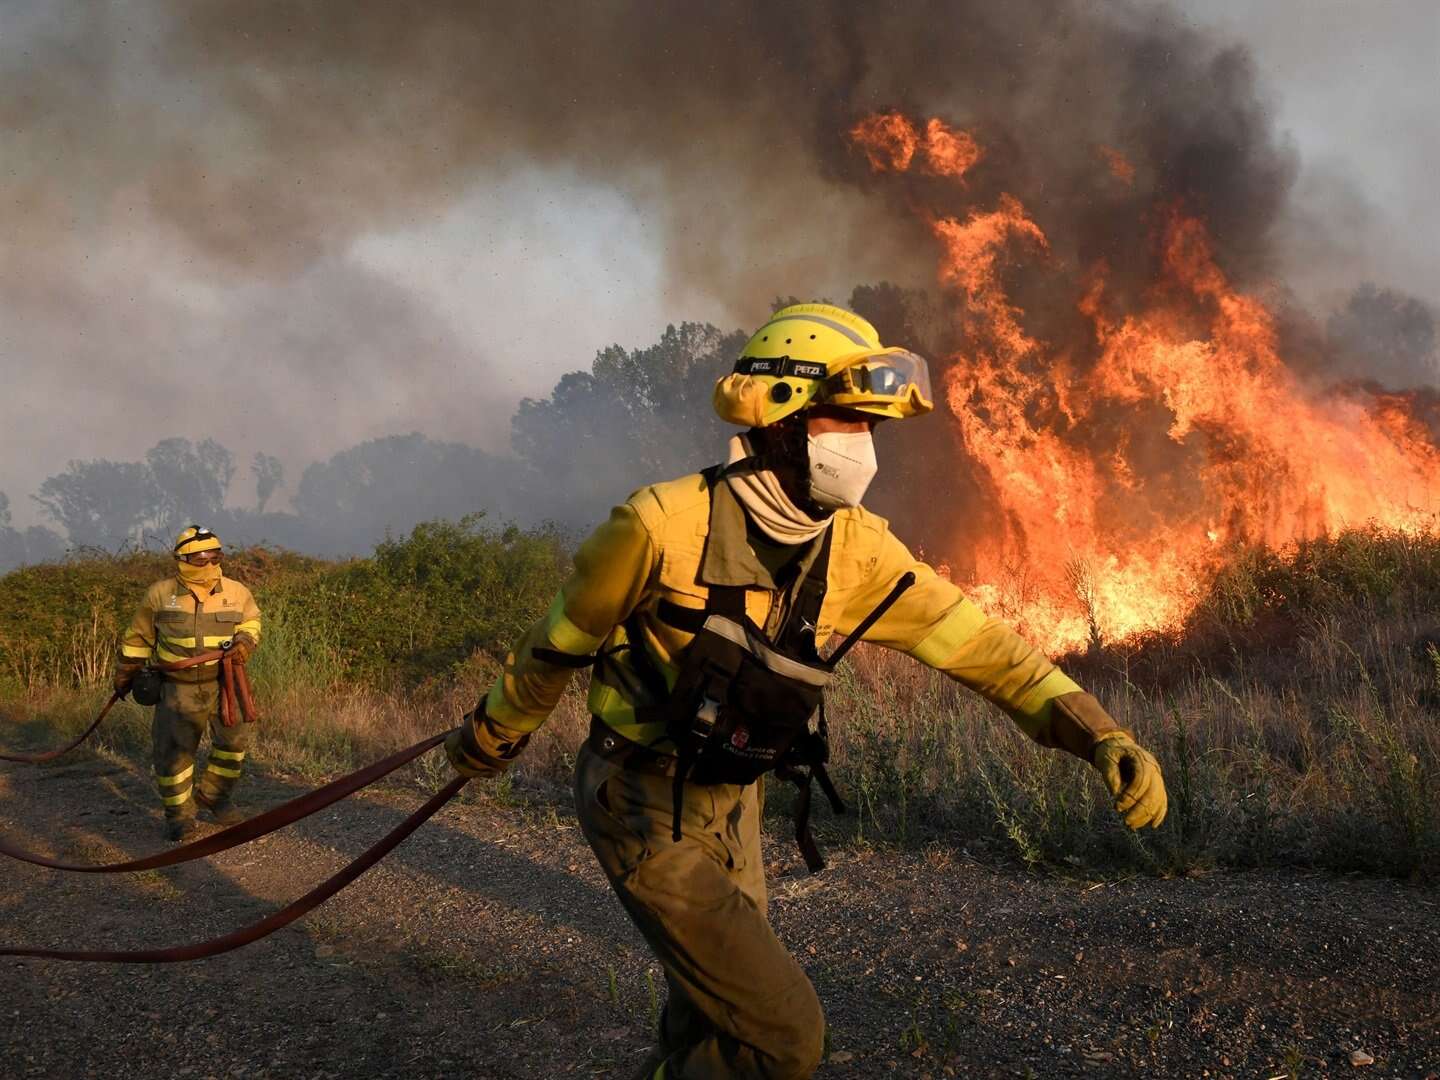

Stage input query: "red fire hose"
[
  {"left": 0, "top": 730, "right": 449, "bottom": 873},
  {"left": 0, "top": 648, "right": 256, "bottom": 764},
  {"left": 0, "top": 730, "right": 465, "bottom": 962},
  {"left": 0, "top": 692, "right": 124, "bottom": 765},
  {"left": 0, "top": 776, "right": 467, "bottom": 963},
  {"left": 1, "top": 646, "right": 474, "bottom": 964}
]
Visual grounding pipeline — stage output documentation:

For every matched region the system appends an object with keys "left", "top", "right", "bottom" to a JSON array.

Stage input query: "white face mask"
[{"left": 807, "top": 430, "right": 878, "bottom": 510}]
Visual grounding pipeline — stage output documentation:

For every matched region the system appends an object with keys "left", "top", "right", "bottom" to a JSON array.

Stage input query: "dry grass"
[{"left": 4, "top": 527, "right": 1438, "bottom": 880}]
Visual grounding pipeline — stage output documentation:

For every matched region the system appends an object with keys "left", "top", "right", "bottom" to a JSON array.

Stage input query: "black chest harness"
[{"left": 542, "top": 484, "right": 914, "bottom": 872}]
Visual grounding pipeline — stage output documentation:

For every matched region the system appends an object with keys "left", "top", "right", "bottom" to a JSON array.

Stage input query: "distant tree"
[
  {"left": 0, "top": 492, "right": 19, "bottom": 572},
  {"left": 1327, "top": 284, "right": 1439, "bottom": 389},
  {"left": 292, "top": 433, "right": 520, "bottom": 554},
  {"left": 251, "top": 452, "right": 284, "bottom": 513},
  {"left": 145, "top": 437, "right": 235, "bottom": 536},
  {"left": 511, "top": 322, "right": 745, "bottom": 523},
  {"left": 33, "top": 459, "right": 156, "bottom": 551},
  {"left": 848, "top": 282, "right": 948, "bottom": 359}
]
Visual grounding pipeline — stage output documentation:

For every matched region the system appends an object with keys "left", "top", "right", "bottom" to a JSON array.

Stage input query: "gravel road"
[{"left": 2, "top": 744, "right": 1437, "bottom": 1078}]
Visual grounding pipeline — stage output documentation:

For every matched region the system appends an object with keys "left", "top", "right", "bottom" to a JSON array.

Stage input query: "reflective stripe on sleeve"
[
  {"left": 908, "top": 600, "right": 988, "bottom": 668},
  {"left": 236, "top": 619, "right": 261, "bottom": 638},
  {"left": 1015, "top": 668, "right": 1084, "bottom": 721},
  {"left": 542, "top": 594, "right": 604, "bottom": 655},
  {"left": 483, "top": 680, "right": 527, "bottom": 728},
  {"left": 121, "top": 644, "right": 153, "bottom": 659}
]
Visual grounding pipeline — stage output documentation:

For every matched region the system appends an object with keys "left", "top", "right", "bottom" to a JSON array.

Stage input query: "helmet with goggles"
[
  {"left": 713, "top": 303, "right": 934, "bottom": 428},
  {"left": 173, "top": 525, "right": 222, "bottom": 562}
]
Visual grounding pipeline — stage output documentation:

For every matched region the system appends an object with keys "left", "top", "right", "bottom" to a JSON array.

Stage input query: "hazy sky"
[
  {"left": 1, "top": 0, "right": 1435, "bottom": 529},
  {"left": 1190, "top": 0, "right": 1440, "bottom": 306}
]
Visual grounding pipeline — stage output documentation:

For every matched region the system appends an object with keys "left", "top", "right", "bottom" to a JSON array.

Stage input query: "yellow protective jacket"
[
  {"left": 483, "top": 471, "right": 1084, "bottom": 751},
  {"left": 119, "top": 574, "right": 262, "bottom": 684}
]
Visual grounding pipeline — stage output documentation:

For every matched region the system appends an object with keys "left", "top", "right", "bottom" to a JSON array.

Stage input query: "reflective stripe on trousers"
[{"left": 152, "top": 680, "right": 253, "bottom": 817}]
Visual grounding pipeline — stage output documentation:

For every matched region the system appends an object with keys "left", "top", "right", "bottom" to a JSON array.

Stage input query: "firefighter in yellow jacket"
[
  {"left": 116, "top": 526, "right": 261, "bottom": 841},
  {"left": 446, "top": 304, "right": 1168, "bottom": 1079}
]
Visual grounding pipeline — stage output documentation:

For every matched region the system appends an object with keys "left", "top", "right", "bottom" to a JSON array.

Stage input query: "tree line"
[
  {"left": 2, "top": 281, "right": 1432, "bottom": 575},
  {"left": 0, "top": 318, "right": 764, "bottom": 571}
]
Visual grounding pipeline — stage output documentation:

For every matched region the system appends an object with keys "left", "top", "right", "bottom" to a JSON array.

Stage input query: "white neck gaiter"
[{"left": 724, "top": 435, "right": 830, "bottom": 545}]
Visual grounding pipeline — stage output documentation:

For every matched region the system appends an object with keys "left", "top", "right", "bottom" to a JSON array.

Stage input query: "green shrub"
[
  {"left": 0, "top": 517, "right": 567, "bottom": 691},
  {"left": 3, "top": 521, "right": 1437, "bottom": 880},
  {"left": 283, "top": 514, "right": 569, "bottom": 684}
]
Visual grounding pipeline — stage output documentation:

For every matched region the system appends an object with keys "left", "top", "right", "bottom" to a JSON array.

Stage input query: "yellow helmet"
[
  {"left": 173, "top": 525, "right": 222, "bottom": 557},
  {"left": 713, "top": 303, "right": 935, "bottom": 428}
]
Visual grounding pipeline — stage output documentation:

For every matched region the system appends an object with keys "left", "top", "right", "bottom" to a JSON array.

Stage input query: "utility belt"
[
  {"left": 130, "top": 646, "right": 261, "bottom": 726},
  {"left": 587, "top": 715, "right": 679, "bottom": 776},
  {"left": 160, "top": 666, "right": 222, "bottom": 685},
  {"left": 586, "top": 706, "right": 847, "bottom": 874}
]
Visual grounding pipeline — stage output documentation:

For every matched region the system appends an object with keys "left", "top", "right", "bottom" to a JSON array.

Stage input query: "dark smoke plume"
[
  {"left": 7, "top": 1, "right": 1299, "bottom": 305},
  {"left": 8, "top": 0, "right": 1411, "bottom": 560}
]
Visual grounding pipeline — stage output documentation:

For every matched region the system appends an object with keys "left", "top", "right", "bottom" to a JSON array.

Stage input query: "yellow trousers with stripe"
[{"left": 152, "top": 679, "right": 252, "bottom": 819}]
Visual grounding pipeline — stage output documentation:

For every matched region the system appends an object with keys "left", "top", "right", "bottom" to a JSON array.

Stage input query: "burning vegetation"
[{"left": 850, "top": 112, "right": 1440, "bottom": 651}]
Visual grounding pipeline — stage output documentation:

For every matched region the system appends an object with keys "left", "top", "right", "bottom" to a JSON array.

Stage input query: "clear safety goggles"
[
  {"left": 823, "top": 349, "right": 934, "bottom": 410},
  {"left": 179, "top": 550, "right": 223, "bottom": 565}
]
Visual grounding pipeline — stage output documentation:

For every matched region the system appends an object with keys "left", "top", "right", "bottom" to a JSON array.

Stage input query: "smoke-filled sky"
[{"left": 1, "top": 0, "right": 1436, "bottom": 529}]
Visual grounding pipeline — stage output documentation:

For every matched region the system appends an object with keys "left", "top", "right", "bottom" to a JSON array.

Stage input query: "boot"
[
  {"left": 195, "top": 789, "right": 245, "bottom": 826},
  {"left": 166, "top": 815, "right": 198, "bottom": 842}
]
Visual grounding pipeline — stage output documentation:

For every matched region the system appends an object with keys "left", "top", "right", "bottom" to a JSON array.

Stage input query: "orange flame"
[
  {"left": 850, "top": 112, "right": 982, "bottom": 181},
  {"left": 1099, "top": 145, "right": 1135, "bottom": 185},
  {"left": 848, "top": 111, "right": 1440, "bottom": 652}
]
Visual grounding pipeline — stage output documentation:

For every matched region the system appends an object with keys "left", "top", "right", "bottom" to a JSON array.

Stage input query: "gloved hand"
[
  {"left": 227, "top": 634, "right": 257, "bottom": 664},
  {"left": 113, "top": 662, "right": 145, "bottom": 696},
  {"left": 1092, "top": 731, "right": 1168, "bottom": 829},
  {"left": 444, "top": 705, "right": 532, "bottom": 778}
]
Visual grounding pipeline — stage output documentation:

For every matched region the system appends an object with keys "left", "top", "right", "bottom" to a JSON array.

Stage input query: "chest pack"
[
  {"left": 541, "top": 483, "right": 915, "bottom": 871},
  {"left": 649, "top": 541, "right": 912, "bottom": 870}
]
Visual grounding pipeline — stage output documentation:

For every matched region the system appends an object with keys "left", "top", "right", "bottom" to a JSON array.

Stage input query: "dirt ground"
[{"left": 2, "top": 739, "right": 1437, "bottom": 1079}]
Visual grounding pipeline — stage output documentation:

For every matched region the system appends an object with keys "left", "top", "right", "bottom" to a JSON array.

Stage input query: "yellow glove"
[
  {"left": 444, "top": 706, "right": 532, "bottom": 779},
  {"left": 1092, "top": 731, "right": 1167, "bottom": 829}
]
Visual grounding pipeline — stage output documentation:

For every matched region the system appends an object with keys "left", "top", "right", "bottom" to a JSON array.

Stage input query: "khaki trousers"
[
  {"left": 574, "top": 740, "right": 824, "bottom": 1079},
  {"left": 152, "top": 679, "right": 252, "bottom": 819}
]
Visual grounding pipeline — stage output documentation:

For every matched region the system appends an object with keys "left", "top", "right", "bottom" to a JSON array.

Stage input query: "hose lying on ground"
[
  {"left": 0, "top": 731, "right": 449, "bottom": 872},
  {"left": 0, "top": 648, "right": 254, "bottom": 764},
  {"left": 1, "top": 654, "right": 467, "bottom": 963},
  {"left": 0, "top": 776, "right": 467, "bottom": 963},
  {"left": 0, "top": 692, "right": 123, "bottom": 764}
]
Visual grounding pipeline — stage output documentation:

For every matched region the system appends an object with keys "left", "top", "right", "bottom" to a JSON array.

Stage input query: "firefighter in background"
[
  {"left": 446, "top": 303, "right": 1168, "bottom": 1079},
  {"left": 115, "top": 526, "right": 261, "bottom": 841}
]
